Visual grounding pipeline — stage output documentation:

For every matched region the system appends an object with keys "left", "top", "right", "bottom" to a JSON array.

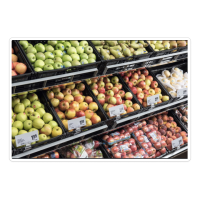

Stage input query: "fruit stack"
[
  {"left": 60, "top": 139, "right": 103, "bottom": 158},
  {"left": 46, "top": 82, "right": 102, "bottom": 131},
  {"left": 19, "top": 40, "right": 97, "bottom": 72},
  {"left": 86, "top": 75, "right": 141, "bottom": 118},
  {"left": 156, "top": 67, "right": 188, "bottom": 98},
  {"left": 12, "top": 47, "right": 27, "bottom": 76},
  {"left": 175, "top": 105, "right": 188, "bottom": 129},
  {"left": 12, "top": 92, "right": 63, "bottom": 149},
  {"left": 34, "top": 151, "right": 59, "bottom": 159},
  {"left": 91, "top": 40, "right": 149, "bottom": 60},
  {"left": 148, "top": 40, "right": 187, "bottom": 51},
  {"left": 120, "top": 68, "right": 170, "bottom": 107}
]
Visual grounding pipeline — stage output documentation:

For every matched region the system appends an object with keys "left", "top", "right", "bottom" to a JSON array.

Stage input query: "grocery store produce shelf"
[
  {"left": 12, "top": 124, "right": 108, "bottom": 159},
  {"left": 163, "top": 146, "right": 188, "bottom": 158}
]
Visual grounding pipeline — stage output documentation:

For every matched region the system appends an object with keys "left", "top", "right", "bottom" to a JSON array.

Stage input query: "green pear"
[
  {"left": 14, "top": 103, "right": 25, "bottom": 113},
  {"left": 23, "top": 120, "right": 33, "bottom": 131},
  {"left": 36, "top": 108, "right": 46, "bottom": 118},
  {"left": 33, "top": 118, "right": 45, "bottom": 129},
  {"left": 12, "top": 127, "right": 18, "bottom": 139},
  {"left": 95, "top": 46, "right": 103, "bottom": 53},
  {"left": 110, "top": 49, "right": 123, "bottom": 58},
  {"left": 40, "top": 124, "right": 52, "bottom": 136},
  {"left": 155, "top": 43, "right": 164, "bottom": 50},
  {"left": 117, "top": 40, "right": 126, "bottom": 44},
  {"left": 120, "top": 44, "right": 131, "bottom": 56},
  {"left": 43, "top": 113, "right": 53, "bottom": 123},
  {"left": 48, "top": 120, "right": 58, "bottom": 129},
  {"left": 21, "top": 99, "right": 31, "bottom": 108},
  {"left": 110, "top": 55, "right": 115, "bottom": 59},
  {"left": 106, "top": 41, "right": 118, "bottom": 46},
  {"left": 91, "top": 41, "right": 105, "bottom": 46},
  {"left": 110, "top": 45, "right": 122, "bottom": 51},
  {"left": 150, "top": 41, "right": 157, "bottom": 44},
  {"left": 156, "top": 41, "right": 163, "bottom": 44},
  {"left": 130, "top": 43, "right": 140, "bottom": 49},
  {"left": 16, "top": 113, "right": 27, "bottom": 122},
  {"left": 150, "top": 44, "right": 155, "bottom": 50},
  {"left": 13, "top": 121, "right": 23, "bottom": 130},
  {"left": 100, "top": 48, "right": 110, "bottom": 60}
]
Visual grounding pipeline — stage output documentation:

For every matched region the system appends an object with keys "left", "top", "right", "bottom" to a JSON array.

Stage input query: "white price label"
[
  {"left": 144, "top": 136, "right": 149, "bottom": 142},
  {"left": 68, "top": 116, "right": 86, "bottom": 131},
  {"left": 149, "top": 132, "right": 158, "bottom": 142},
  {"left": 172, "top": 137, "right": 183, "bottom": 149},
  {"left": 109, "top": 104, "right": 125, "bottom": 117},
  {"left": 147, "top": 94, "right": 160, "bottom": 105},
  {"left": 161, "top": 56, "right": 173, "bottom": 63},
  {"left": 177, "top": 88, "right": 188, "bottom": 97},
  {"left": 15, "top": 130, "right": 39, "bottom": 147}
]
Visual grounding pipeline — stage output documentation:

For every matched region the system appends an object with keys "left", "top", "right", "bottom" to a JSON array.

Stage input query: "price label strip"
[
  {"left": 147, "top": 94, "right": 160, "bottom": 106},
  {"left": 109, "top": 104, "right": 125, "bottom": 117},
  {"left": 68, "top": 116, "right": 86, "bottom": 131},
  {"left": 15, "top": 130, "right": 39, "bottom": 147},
  {"left": 172, "top": 137, "right": 183, "bottom": 149},
  {"left": 177, "top": 88, "right": 188, "bottom": 97}
]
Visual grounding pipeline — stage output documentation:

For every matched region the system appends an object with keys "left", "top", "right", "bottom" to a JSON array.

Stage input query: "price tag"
[
  {"left": 149, "top": 132, "right": 158, "bottom": 142},
  {"left": 15, "top": 130, "right": 39, "bottom": 147},
  {"left": 172, "top": 137, "right": 183, "bottom": 149},
  {"left": 109, "top": 104, "right": 125, "bottom": 117},
  {"left": 147, "top": 94, "right": 160, "bottom": 105},
  {"left": 120, "top": 144, "right": 129, "bottom": 152},
  {"left": 144, "top": 136, "right": 149, "bottom": 142},
  {"left": 177, "top": 88, "right": 188, "bottom": 97},
  {"left": 68, "top": 116, "right": 86, "bottom": 131},
  {"left": 161, "top": 56, "right": 173, "bottom": 63}
]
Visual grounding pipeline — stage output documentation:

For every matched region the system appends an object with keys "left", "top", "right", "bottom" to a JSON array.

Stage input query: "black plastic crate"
[
  {"left": 16, "top": 40, "right": 102, "bottom": 80},
  {"left": 149, "top": 62, "right": 188, "bottom": 103},
  {"left": 12, "top": 40, "right": 34, "bottom": 84},
  {"left": 88, "top": 40, "right": 154, "bottom": 75},
  {"left": 13, "top": 91, "right": 66, "bottom": 155},
  {"left": 43, "top": 81, "right": 109, "bottom": 137}
]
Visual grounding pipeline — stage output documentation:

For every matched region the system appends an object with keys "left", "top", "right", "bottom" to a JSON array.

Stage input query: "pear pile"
[
  {"left": 12, "top": 91, "right": 63, "bottom": 148},
  {"left": 148, "top": 40, "right": 187, "bottom": 51},
  {"left": 19, "top": 40, "right": 97, "bottom": 72},
  {"left": 91, "top": 40, "right": 149, "bottom": 60}
]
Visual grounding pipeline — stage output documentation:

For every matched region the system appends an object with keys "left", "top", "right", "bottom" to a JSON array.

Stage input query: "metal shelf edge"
[{"left": 162, "top": 146, "right": 188, "bottom": 158}]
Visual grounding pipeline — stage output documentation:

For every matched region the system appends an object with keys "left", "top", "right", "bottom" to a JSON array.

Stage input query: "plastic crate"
[
  {"left": 43, "top": 81, "right": 109, "bottom": 137},
  {"left": 12, "top": 91, "right": 66, "bottom": 155}
]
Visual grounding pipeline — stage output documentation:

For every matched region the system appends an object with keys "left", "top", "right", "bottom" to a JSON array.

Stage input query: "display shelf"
[{"left": 163, "top": 146, "right": 188, "bottom": 158}]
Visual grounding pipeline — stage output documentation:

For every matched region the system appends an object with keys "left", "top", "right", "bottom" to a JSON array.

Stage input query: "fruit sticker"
[
  {"left": 110, "top": 132, "right": 120, "bottom": 137},
  {"left": 149, "top": 131, "right": 159, "bottom": 142},
  {"left": 119, "top": 144, "right": 129, "bottom": 152}
]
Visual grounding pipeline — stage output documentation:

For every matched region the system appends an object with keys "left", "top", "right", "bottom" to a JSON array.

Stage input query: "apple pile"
[
  {"left": 19, "top": 40, "right": 97, "bottom": 72},
  {"left": 12, "top": 48, "right": 27, "bottom": 76},
  {"left": 61, "top": 138, "right": 103, "bottom": 158},
  {"left": 92, "top": 40, "right": 149, "bottom": 60},
  {"left": 35, "top": 151, "right": 59, "bottom": 159},
  {"left": 46, "top": 82, "right": 102, "bottom": 131},
  {"left": 12, "top": 91, "right": 63, "bottom": 149},
  {"left": 175, "top": 105, "right": 188, "bottom": 128},
  {"left": 86, "top": 75, "right": 140, "bottom": 117},
  {"left": 148, "top": 40, "right": 187, "bottom": 51},
  {"left": 120, "top": 68, "right": 169, "bottom": 107}
]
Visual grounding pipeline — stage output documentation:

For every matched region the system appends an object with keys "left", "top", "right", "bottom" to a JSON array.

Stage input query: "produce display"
[
  {"left": 19, "top": 40, "right": 97, "bottom": 72},
  {"left": 175, "top": 105, "right": 188, "bottom": 129},
  {"left": 86, "top": 75, "right": 141, "bottom": 117},
  {"left": 148, "top": 40, "right": 187, "bottom": 51},
  {"left": 12, "top": 47, "right": 27, "bottom": 76},
  {"left": 156, "top": 67, "right": 188, "bottom": 97},
  {"left": 91, "top": 40, "right": 149, "bottom": 60},
  {"left": 60, "top": 138, "right": 103, "bottom": 158},
  {"left": 46, "top": 82, "right": 102, "bottom": 131},
  {"left": 120, "top": 68, "right": 170, "bottom": 107},
  {"left": 34, "top": 151, "right": 59, "bottom": 159},
  {"left": 12, "top": 91, "right": 63, "bottom": 148}
]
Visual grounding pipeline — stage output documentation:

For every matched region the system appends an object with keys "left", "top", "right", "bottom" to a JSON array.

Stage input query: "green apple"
[
  {"left": 40, "top": 124, "right": 52, "bottom": 136},
  {"left": 12, "top": 113, "right": 17, "bottom": 121},
  {"left": 76, "top": 46, "right": 84, "bottom": 54},
  {"left": 62, "top": 50, "right": 67, "bottom": 55},
  {"left": 34, "top": 60, "right": 45, "bottom": 69},
  {"left": 57, "top": 41, "right": 65, "bottom": 43},
  {"left": 45, "top": 45, "right": 54, "bottom": 52},
  {"left": 18, "top": 130, "right": 27, "bottom": 135},
  {"left": 43, "top": 113, "right": 53, "bottom": 123},
  {"left": 80, "top": 59, "right": 88, "bottom": 65},
  {"left": 88, "top": 58, "right": 96, "bottom": 63},
  {"left": 40, "top": 103, "right": 45, "bottom": 109},
  {"left": 18, "top": 94, "right": 27, "bottom": 100},
  {"left": 55, "top": 43, "right": 65, "bottom": 51},
  {"left": 67, "top": 47, "right": 77, "bottom": 55},
  {"left": 36, "top": 52, "right": 45, "bottom": 61},
  {"left": 16, "top": 112, "right": 27, "bottom": 122},
  {"left": 84, "top": 46, "right": 93, "bottom": 54},
  {"left": 53, "top": 62, "right": 63, "bottom": 69},
  {"left": 48, "top": 41, "right": 57, "bottom": 46},
  {"left": 32, "top": 101, "right": 41, "bottom": 110},
  {"left": 17, "top": 91, "right": 28, "bottom": 96},
  {"left": 54, "top": 57, "right": 63, "bottom": 63},
  {"left": 28, "top": 93, "right": 38, "bottom": 102},
  {"left": 26, "top": 46, "right": 37, "bottom": 54},
  {"left": 35, "top": 68, "right": 43, "bottom": 72},
  {"left": 25, "top": 107, "right": 34, "bottom": 116},
  {"left": 33, "top": 118, "right": 45, "bottom": 129},
  {"left": 14, "top": 103, "right": 25, "bottom": 113},
  {"left": 35, "top": 43, "right": 45, "bottom": 52},
  {"left": 36, "top": 108, "right": 46, "bottom": 117},
  {"left": 29, "top": 112, "right": 40, "bottom": 121},
  {"left": 12, "top": 97, "right": 20, "bottom": 108},
  {"left": 48, "top": 120, "right": 58, "bottom": 128},
  {"left": 12, "top": 127, "right": 19, "bottom": 139},
  {"left": 23, "top": 120, "right": 33, "bottom": 131},
  {"left": 88, "top": 53, "right": 96, "bottom": 60},
  {"left": 26, "top": 53, "right": 36, "bottom": 63},
  {"left": 71, "top": 54, "right": 80, "bottom": 61},
  {"left": 44, "top": 64, "right": 54, "bottom": 71},
  {"left": 28, "top": 128, "right": 39, "bottom": 134},
  {"left": 45, "top": 52, "right": 54, "bottom": 59},
  {"left": 21, "top": 99, "right": 30, "bottom": 107},
  {"left": 46, "top": 136, "right": 51, "bottom": 139},
  {"left": 79, "top": 41, "right": 88, "bottom": 47},
  {"left": 53, "top": 50, "right": 63, "bottom": 57},
  {"left": 38, "top": 134, "right": 47, "bottom": 142},
  {"left": 45, "top": 59, "right": 54, "bottom": 65},
  {"left": 62, "top": 55, "right": 72, "bottom": 62},
  {"left": 28, "top": 43, "right": 33, "bottom": 48},
  {"left": 13, "top": 121, "right": 23, "bottom": 130},
  {"left": 52, "top": 127, "right": 62, "bottom": 137},
  {"left": 63, "top": 42, "right": 71, "bottom": 49},
  {"left": 19, "top": 40, "right": 29, "bottom": 49},
  {"left": 70, "top": 41, "right": 79, "bottom": 47},
  {"left": 71, "top": 60, "right": 81, "bottom": 66},
  {"left": 63, "top": 61, "right": 72, "bottom": 68},
  {"left": 80, "top": 53, "right": 88, "bottom": 60}
]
